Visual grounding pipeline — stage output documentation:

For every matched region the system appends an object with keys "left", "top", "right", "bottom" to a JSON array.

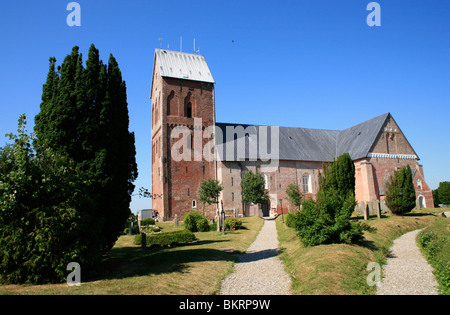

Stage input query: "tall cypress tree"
[
  {"left": 34, "top": 57, "right": 58, "bottom": 148},
  {"left": 34, "top": 44, "right": 138, "bottom": 252},
  {"left": 385, "top": 165, "right": 416, "bottom": 215},
  {"left": 401, "top": 165, "right": 416, "bottom": 212},
  {"left": 319, "top": 152, "right": 355, "bottom": 199},
  {"left": 96, "top": 53, "right": 138, "bottom": 251}
]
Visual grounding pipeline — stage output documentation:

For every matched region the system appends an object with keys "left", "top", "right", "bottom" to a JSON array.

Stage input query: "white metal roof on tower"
[{"left": 155, "top": 49, "right": 215, "bottom": 83}]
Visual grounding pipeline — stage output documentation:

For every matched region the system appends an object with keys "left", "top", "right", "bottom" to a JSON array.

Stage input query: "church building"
[{"left": 150, "top": 49, "right": 434, "bottom": 221}]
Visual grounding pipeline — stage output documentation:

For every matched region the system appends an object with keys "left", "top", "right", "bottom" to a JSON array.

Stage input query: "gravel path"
[
  {"left": 219, "top": 218, "right": 292, "bottom": 295},
  {"left": 376, "top": 228, "right": 439, "bottom": 295}
]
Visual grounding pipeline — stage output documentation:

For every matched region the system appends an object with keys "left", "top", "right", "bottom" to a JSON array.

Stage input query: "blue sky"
[{"left": 0, "top": 1, "right": 449, "bottom": 213}]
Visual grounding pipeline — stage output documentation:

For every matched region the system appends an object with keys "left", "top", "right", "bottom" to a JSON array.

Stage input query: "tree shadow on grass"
[
  {"left": 236, "top": 248, "right": 279, "bottom": 263},
  {"left": 87, "top": 242, "right": 235, "bottom": 283}
]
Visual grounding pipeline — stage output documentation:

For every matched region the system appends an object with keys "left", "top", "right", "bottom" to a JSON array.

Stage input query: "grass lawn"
[
  {"left": 276, "top": 208, "right": 443, "bottom": 295},
  {"left": 0, "top": 217, "right": 264, "bottom": 295}
]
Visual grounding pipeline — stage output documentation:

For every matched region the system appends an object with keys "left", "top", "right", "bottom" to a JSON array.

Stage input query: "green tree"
[
  {"left": 292, "top": 153, "right": 371, "bottom": 246},
  {"left": 319, "top": 152, "right": 355, "bottom": 199},
  {"left": 286, "top": 182, "right": 302, "bottom": 211},
  {"left": 241, "top": 171, "right": 268, "bottom": 205},
  {"left": 0, "top": 115, "right": 100, "bottom": 284},
  {"left": 432, "top": 189, "right": 440, "bottom": 207},
  {"left": 401, "top": 165, "right": 417, "bottom": 211},
  {"left": 198, "top": 179, "right": 223, "bottom": 216},
  {"left": 34, "top": 44, "right": 138, "bottom": 252},
  {"left": 437, "top": 182, "right": 450, "bottom": 205},
  {"left": 385, "top": 165, "right": 416, "bottom": 215}
]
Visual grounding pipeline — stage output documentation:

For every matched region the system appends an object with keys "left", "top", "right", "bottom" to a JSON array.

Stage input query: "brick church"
[{"left": 150, "top": 48, "right": 434, "bottom": 221}]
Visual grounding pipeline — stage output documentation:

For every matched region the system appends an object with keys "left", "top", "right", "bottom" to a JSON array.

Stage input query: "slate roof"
[
  {"left": 154, "top": 49, "right": 215, "bottom": 83},
  {"left": 215, "top": 113, "right": 392, "bottom": 162}
]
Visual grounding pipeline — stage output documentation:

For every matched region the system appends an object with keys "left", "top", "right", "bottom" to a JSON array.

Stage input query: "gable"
[{"left": 369, "top": 114, "right": 419, "bottom": 159}]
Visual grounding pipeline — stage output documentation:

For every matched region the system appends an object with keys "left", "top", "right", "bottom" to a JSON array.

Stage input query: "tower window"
[
  {"left": 192, "top": 200, "right": 197, "bottom": 208},
  {"left": 186, "top": 102, "right": 192, "bottom": 118},
  {"left": 184, "top": 92, "right": 193, "bottom": 118}
]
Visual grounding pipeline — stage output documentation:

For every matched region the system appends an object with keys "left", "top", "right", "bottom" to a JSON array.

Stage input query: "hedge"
[{"left": 134, "top": 230, "right": 197, "bottom": 247}]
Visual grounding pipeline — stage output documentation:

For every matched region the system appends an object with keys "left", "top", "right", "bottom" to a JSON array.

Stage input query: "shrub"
[
  {"left": 196, "top": 217, "right": 210, "bottom": 232},
  {"left": 285, "top": 211, "right": 301, "bottom": 229},
  {"left": 183, "top": 212, "right": 208, "bottom": 232},
  {"left": 225, "top": 218, "right": 243, "bottom": 230},
  {"left": 141, "top": 218, "right": 156, "bottom": 226},
  {"left": 0, "top": 116, "right": 100, "bottom": 284},
  {"left": 134, "top": 230, "right": 197, "bottom": 247}
]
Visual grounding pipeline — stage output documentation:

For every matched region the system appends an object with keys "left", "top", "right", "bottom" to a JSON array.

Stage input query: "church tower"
[{"left": 151, "top": 49, "right": 216, "bottom": 221}]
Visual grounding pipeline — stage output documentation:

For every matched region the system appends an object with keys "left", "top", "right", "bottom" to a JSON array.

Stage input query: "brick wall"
[{"left": 151, "top": 58, "right": 216, "bottom": 221}]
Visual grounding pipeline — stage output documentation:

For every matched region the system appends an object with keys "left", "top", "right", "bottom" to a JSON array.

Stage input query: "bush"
[
  {"left": 225, "top": 218, "right": 243, "bottom": 230},
  {"left": 196, "top": 217, "right": 210, "bottom": 232},
  {"left": 0, "top": 116, "right": 100, "bottom": 284},
  {"left": 183, "top": 212, "right": 208, "bottom": 232},
  {"left": 141, "top": 218, "right": 155, "bottom": 226},
  {"left": 285, "top": 211, "right": 301, "bottom": 229},
  {"left": 134, "top": 230, "right": 197, "bottom": 247}
]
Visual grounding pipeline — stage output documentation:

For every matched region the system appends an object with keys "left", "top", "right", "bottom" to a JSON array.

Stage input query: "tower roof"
[{"left": 154, "top": 49, "right": 215, "bottom": 83}]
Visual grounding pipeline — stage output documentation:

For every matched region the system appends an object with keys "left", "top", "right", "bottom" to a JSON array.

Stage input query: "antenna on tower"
[
  {"left": 180, "top": 36, "right": 182, "bottom": 52},
  {"left": 158, "top": 38, "right": 163, "bottom": 49},
  {"left": 194, "top": 38, "right": 200, "bottom": 54}
]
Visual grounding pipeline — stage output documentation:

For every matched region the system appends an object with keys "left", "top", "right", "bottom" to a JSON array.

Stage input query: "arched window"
[
  {"left": 184, "top": 92, "right": 194, "bottom": 118},
  {"left": 192, "top": 200, "right": 197, "bottom": 209},
  {"left": 167, "top": 90, "right": 179, "bottom": 116},
  {"left": 167, "top": 90, "right": 174, "bottom": 115},
  {"left": 186, "top": 102, "right": 192, "bottom": 118}
]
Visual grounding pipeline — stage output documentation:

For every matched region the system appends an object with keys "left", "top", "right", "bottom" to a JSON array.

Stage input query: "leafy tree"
[
  {"left": 0, "top": 115, "right": 100, "bottom": 284},
  {"left": 286, "top": 182, "right": 302, "bottom": 211},
  {"left": 34, "top": 45, "right": 138, "bottom": 251},
  {"left": 385, "top": 165, "right": 416, "bottom": 215},
  {"left": 198, "top": 179, "right": 223, "bottom": 216},
  {"left": 437, "top": 182, "right": 450, "bottom": 205},
  {"left": 241, "top": 171, "right": 268, "bottom": 205}
]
